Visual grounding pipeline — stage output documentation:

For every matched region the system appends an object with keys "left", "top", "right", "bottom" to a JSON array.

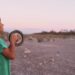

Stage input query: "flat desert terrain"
[{"left": 11, "top": 38, "right": 75, "bottom": 75}]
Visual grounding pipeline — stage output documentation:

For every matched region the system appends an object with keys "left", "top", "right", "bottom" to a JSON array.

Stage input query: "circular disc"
[{"left": 9, "top": 30, "right": 24, "bottom": 46}]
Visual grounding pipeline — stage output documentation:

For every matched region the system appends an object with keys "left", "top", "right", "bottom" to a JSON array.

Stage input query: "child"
[{"left": 0, "top": 18, "right": 17, "bottom": 75}]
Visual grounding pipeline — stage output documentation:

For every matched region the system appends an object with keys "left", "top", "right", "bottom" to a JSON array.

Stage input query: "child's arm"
[{"left": 2, "top": 34, "right": 17, "bottom": 60}]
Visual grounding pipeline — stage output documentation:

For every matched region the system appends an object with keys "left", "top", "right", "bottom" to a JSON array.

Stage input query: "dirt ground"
[{"left": 11, "top": 38, "right": 75, "bottom": 75}]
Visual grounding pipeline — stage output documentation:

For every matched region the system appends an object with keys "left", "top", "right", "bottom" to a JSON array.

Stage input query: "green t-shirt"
[{"left": 0, "top": 38, "right": 10, "bottom": 75}]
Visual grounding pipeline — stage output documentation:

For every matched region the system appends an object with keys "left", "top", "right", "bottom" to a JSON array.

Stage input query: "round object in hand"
[{"left": 9, "top": 30, "right": 24, "bottom": 46}]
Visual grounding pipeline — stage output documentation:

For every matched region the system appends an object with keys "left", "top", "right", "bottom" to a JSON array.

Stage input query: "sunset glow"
[{"left": 0, "top": 0, "right": 75, "bottom": 33}]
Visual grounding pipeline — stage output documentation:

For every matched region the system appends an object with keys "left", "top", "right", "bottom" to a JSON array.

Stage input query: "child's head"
[{"left": 0, "top": 18, "right": 4, "bottom": 34}]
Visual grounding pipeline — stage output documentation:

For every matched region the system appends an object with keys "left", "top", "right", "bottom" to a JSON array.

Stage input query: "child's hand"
[{"left": 10, "top": 34, "right": 18, "bottom": 44}]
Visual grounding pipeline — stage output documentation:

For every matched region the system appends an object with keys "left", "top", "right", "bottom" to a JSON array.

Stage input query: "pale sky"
[{"left": 0, "top": 0, "right": 75, "bottom": 34}]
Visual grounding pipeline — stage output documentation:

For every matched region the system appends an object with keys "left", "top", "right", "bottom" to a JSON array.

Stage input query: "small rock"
[
  {"left": 24, "top": 48, "right": 31, "bottom": 54},
  {"left": 39, "top": 62, "right": 43, "bottom": 66},
  {"left": 24, "top": 55, "right": 27, "bottom": 58},
  {"left": 49, "top": 57, "right": 55, "bottom": 63}
]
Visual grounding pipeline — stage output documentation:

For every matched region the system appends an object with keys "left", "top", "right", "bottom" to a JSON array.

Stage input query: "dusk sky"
[{"left": 0, "top": 0, "right": 75, "bottom": 34}]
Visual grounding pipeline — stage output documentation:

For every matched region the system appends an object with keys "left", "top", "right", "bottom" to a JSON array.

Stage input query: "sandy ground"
[{"left": 11, "top": 38, "right": 75, "bottom": 75}]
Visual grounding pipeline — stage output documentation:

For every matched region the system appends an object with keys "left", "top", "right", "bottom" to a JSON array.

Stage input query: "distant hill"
[
  {"left": 24, "top": 30, "right": 75, "bottom": 42},
  {"left": 33, "top": 30, "right": 75, "bottom": 35}
]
